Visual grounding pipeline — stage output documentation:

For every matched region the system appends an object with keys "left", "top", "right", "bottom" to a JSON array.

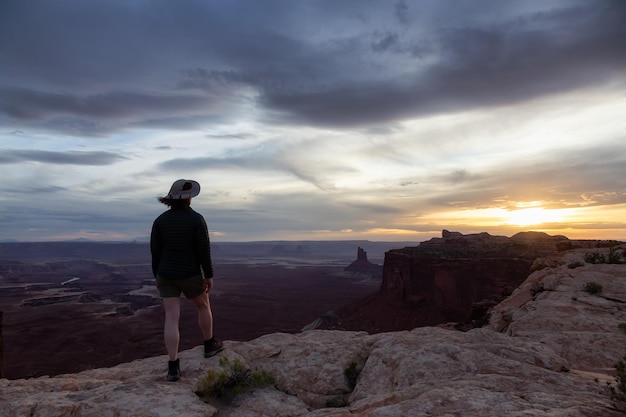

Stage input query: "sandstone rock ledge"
[{"left": 1, "top": 248, "right": 625, "bottom": 417}]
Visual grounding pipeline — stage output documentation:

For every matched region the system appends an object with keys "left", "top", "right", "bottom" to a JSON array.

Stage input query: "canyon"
[
  {"left": 321, "top": 230, "right": 614, "bottom": 333},
  {"left": 0, "top": 240, "right": 400, "bottom": 379},
  {"left": 1, "top": 237, "right": 625, "bottom": 416}
]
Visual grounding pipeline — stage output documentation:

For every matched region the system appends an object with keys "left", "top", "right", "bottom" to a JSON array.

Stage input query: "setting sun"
[
  {"left": 505, "top": 208, "right": 561, "bottom": 226},
  {"left": 504, "top": 201, "right": 565, "bottom": 227}
]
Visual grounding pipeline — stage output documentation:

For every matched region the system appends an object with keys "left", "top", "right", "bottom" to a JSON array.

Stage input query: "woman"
[{"left": 150, "top": 179, "right": 223, "bottom": 382}]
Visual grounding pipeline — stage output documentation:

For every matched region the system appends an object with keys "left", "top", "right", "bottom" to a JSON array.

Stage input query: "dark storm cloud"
[
  {"left": 0, "top": 185, "right": 66, "bottom": 194},
  {"left": 0, "top": 0, "right": 278, "bottom": 132},
  {"left": 4, "top": 1, "right": 623, "bottom": 132},
  {"left": 0, "top": 149, "right": 126, "bottom": 165},
  {"left": 1, "top": 0, "right": 221, "bottom": 86},
  {"left": 132, "top": 115, "right": 224, "bottom": 131},
  {"left": 0, "top": 0, "right": 307, "bottom": 89},
  {"left": 159, "top": 154, "right": 333, "bottom": 190},
  {"left": 394, "top": 1, "right": 409, "bottom": 25},
  {"left": 205, "top": 133, "right": 255, "bottom": 140},
  {"left": 371, "top": 32, "right": 399, "bottom": 53},
  {"left": 0, "top": 87, "right": 220, "bottom": 136},
  {"left": 258, "top": 2, "right": 626, "bottom": 126},
  {"left": 160, "top": 155, "right": 266, "bottom": 171},
  {"left": 0, "top": 88, "right": 210, "bottom": 121},
  {"left": 0, "top": 204, "right": 146, "bottom": 239}
]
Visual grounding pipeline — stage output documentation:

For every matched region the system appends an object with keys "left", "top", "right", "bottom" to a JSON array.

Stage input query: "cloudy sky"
[{"left": 1, "top": 0, "right": 626, "bottom": 243}]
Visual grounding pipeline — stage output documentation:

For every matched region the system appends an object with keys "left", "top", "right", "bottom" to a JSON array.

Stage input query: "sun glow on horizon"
[
  {"left": 419, "top": 201, "right": 574, "bottom": 229},
  {"left": 505, "top": 207, "right": 564, "bottom": 227}
]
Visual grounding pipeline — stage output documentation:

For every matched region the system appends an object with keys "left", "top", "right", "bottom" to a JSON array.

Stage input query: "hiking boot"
[
  {"left": 204, "top": 338, "right": 224, "bottom": 358},
  {"left": 167, "top": 359, "right": 180, "bottom": 382}
]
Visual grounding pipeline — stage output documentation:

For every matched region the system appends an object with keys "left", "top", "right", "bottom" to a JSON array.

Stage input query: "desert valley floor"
[{"left": 0, "top": 247, "right": 384, "bottom": 379}]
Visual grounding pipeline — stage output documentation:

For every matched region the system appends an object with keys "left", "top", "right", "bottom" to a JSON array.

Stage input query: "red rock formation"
[
  {"left": 323, "top": 231, "right": 580, "bottom": 332},
  {"left": 344, "top": 247, "right": 382, "bottom": 275},
  {"left": 381, "top": 253, "right": 531, "bottom": 322}
]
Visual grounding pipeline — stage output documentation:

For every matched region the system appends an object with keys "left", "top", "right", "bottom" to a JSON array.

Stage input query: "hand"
[{"left": 203, "top": 278, "right": 213, "bottom": 293}]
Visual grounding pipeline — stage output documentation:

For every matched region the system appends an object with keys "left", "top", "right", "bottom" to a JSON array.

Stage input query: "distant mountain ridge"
[{"left": 0, "top": 240, "right": 416, "bottom": 264}]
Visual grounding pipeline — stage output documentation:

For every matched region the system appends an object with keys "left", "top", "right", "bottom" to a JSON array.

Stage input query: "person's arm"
[
  {"left": 150, "top": 220, "right": 162, "bottom": 279},
  {"left": 195, "top": 215, "right": 214, "bottom": 279},
  {"left": 203, "top": 276, "right": 214, "bottom": 293}
]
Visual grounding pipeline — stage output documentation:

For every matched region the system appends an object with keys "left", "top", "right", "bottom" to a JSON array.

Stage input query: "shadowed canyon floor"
[{"left": 1, "top": 259, "right": 380, "bottom": 379}]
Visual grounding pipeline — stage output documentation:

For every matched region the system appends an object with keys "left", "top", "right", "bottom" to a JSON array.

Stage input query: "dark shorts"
[{"left": 157, "top": 274, "right": 205, "bottom": 299}]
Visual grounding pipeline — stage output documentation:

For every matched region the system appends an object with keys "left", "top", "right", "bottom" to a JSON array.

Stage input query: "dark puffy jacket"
[{"left": 150, "top": 207, "right": 214, "bottom": 280}]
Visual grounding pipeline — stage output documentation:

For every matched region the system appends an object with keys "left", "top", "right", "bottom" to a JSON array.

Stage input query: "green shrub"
[
  {"left": 619, "top": 323, "right": 626, "bottom": 334},
  {"left": 607, "top": 247, "right": 624, "bottom": 264},
  {"left": 195, "top": 357, "right": 275, "bottom": 403},
  {"left": 582, "top": 281, "right": 603, "bottom": 294},
  {"left": 344, "top": 361, "right": 361, "bottom": 390},
  {"left": 607, "top": 356, "right": 626, "bottom": 407},
  {"left": 585, "top": 247, "right": 624, "bottom": 264},
  {"left": 585, "top": 252, "right": 606, "bottom": 264},
  {"left": 567, "top": 261, "right": 584, "bottom": 269}
]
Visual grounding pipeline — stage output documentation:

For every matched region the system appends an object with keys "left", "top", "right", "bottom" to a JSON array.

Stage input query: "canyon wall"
[
  {"left": 324, "top": 230, "right": 614, "bottom": 332},
  {"left": 382, "top": 253, "right": 531, "bottom": 322}
]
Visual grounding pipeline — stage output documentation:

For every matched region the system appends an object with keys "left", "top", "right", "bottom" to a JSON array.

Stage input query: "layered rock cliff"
[
  {"left": 322, "top": 231, "right": 614, "bottom": 332},
  {"left": 1, "top": 244, "right": 625, "bottom": 416},
  {"left": 378, "top": 231, "right": 564, "bottom": 322}
]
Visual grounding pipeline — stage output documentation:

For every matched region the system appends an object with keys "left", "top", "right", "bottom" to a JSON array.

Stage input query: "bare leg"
[
  {"left": 163, "top": 297, "right": 181, "bottom": 361},
  {"left": 191, "top": 292, "right": 213, "bottom": 340}
]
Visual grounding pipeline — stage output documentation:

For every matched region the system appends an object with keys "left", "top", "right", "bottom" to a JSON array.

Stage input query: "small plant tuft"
[
  {"left": 585, "top": 246, "right": 624, "bottom": 264},
  {"left": 607, "top": 246, "right": 624, "bottom": 264},
  {"left": 585, "top": 252, "right": 606, "bottom": 264},
  {"left": 619, "top": 323, "right": 626, "bottom": 334},
  {"left": 607, "top": 356, "right": 626, "bottom": 407},
  {"left": 582, "top": 281, "right": 603, "bottom": 295},
  {"left": 195, "top": 357, "right": 275, "bottom": 404},
  {"left": 344, "top": 361, "right": 361, "bottom": 390}
]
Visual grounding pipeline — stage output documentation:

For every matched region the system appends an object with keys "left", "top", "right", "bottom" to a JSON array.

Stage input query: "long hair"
[{"left": 157, "top": 197, "right": 191, "bottom": 209}]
